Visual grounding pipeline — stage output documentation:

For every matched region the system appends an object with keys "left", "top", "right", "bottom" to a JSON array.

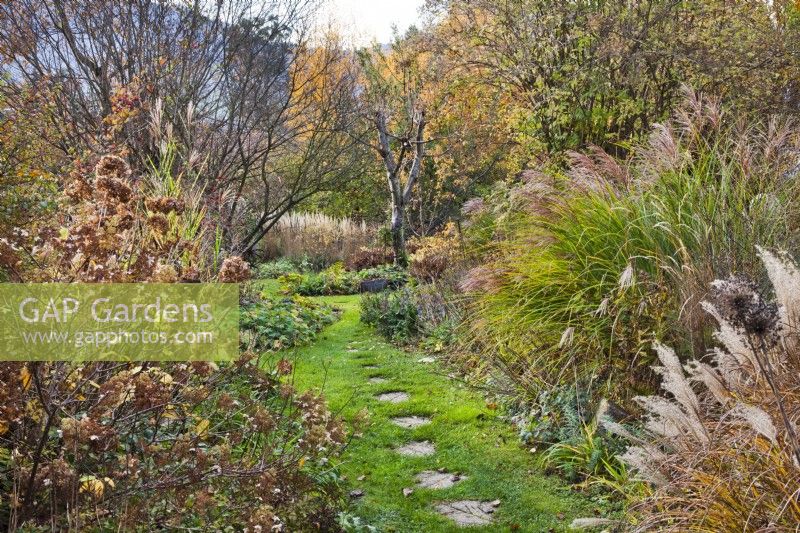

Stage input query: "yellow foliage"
[
  {"left": 80, "top": 476, "right": 103, "bottom": 498},
  {"left": 194, "top": 418, "right": 210, "bottom": 438},
  {"left": 19, "top": 365, "right": 31, "bottom": 390},
  {"left": 408, "top": 223, "right": 462, "bottom": 281}
]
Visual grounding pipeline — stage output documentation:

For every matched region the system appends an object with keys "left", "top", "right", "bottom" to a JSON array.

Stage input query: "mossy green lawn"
[{"left": 273, "top": 291, "right": 600, "bottom": 532}]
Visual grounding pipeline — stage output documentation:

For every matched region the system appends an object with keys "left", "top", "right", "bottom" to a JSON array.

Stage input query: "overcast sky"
[{"left": 318, "top": 0, "right": 426, "bottom": 45}]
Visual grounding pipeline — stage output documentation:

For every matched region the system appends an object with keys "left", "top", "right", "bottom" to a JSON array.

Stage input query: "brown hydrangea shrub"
[
  {"left": 1, "top": 357, "right": 346, "bottom": 530},
  {"left": 346, "top": 246, "right": 395, "bottom": 270},
  {"left": 0, "top": 150, "right": 347, "bottom": 530}
]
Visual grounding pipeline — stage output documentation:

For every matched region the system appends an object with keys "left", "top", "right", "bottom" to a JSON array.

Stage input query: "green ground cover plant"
[
  {"left": 241, "top": 294, "right": 340, "bottom": 351},
  {"left": 280, "top": 263, "right": 360, "bottom": 296},
  {"left": 256, "top": 257, "right": 305, "bottom": 279},
  {"left": 280, "top": 263, "right": 409, "bottom": 297}
]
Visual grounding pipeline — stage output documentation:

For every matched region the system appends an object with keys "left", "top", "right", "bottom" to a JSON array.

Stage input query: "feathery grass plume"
[
  {"left": 260, "top": 211, "right": 375, "bottom": 269},
  {"left": 567, "top": 145, "right": 629, "bottom": 190},
  {"left": 649, "top": 343, "right": 702, "bottom": 423},
  {"left": 461, "top": 197, "right": 486, "bottom": 216},
  {"left": 757, "top": 246, "right": 800, "bottom": 341},
  {"left": 618, "top": 264, "right": 635, "bottom": 291},
  {"left": 459, "top": 264, "right": 505, "bottom": 294},
  {"left": 619, "top": 249, "right": 800, "bottom": 531}
]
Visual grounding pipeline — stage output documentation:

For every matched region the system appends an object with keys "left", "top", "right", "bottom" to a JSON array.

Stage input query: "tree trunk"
[
  {"left": 374, "top": 109, "right": 425, "bottom": 269},
  {"left": 390, "top": 200, "right": 407, "bottom": 267}
]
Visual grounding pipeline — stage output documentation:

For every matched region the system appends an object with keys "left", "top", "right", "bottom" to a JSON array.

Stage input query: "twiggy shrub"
[{"left": 613, "top": 248, "right": 800, "bottom": 531}]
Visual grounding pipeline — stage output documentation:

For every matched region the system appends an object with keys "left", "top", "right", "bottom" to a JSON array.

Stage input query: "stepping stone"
[
  {"left": 416, "top": 471, "right": 466, "bottom": 489},
  {"left": 417, "top": 357, "right": 436, "bottom": 363},
  {"left": 435, "top": 500, "right": 498, "bottom": 526},
  {"left": 376, "top": 392, "right": 409, "bottom": 403},
  {"left": 391, "top": 416, "right": 430, "bottom": 429},
  {"left": 362, "top": 364, "right": 379, "bottom": 369},
  {"left": 396, "top": 440, "right": 435, "bottom": 456},
  {"left": 368, "top": 377, "right": 388, "bottom": 384}
]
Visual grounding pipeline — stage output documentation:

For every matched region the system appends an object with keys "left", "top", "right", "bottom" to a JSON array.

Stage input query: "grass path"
[{"left": 285, "top": 294, "right": 598, "bottom": 532}]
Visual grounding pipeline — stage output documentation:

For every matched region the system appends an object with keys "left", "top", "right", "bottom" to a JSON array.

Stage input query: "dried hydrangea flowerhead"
[
  {"left": 65, "top": 164, "right": 95, "bottom": 201},
  {"left": 147, "top": 213, "right": 170, "bottom": 234},
  {"left": 95, "top": 155, "right": 132, "bottom": 180},
  {"left": 151, "top": 263, "right": 178, "bottom": 283},
  {"left": 709, "top": 274, "right": 779, "bottom": 342},
  {"left": 218, "top": 256, "right": 251, "bottom": 283},
  {"left": 181, "top": 266, "right": 201, "bottom": 283},
  {"left": 145, "top": 196, "right": 185, "bottom": 214},
  {"left": 94, "top": 155, "right": 133, "bottom": 205}
]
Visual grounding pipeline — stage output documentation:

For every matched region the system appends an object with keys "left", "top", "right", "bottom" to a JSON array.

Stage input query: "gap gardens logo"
[{"left": 0, "top": 284, "right": 239, "bottom": 361}]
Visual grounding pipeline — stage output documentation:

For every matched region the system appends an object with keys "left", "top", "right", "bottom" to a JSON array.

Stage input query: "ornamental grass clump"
[
  {"left": 612, "top": 247, "right": 800, "bottom": 531},
  {"left": 261, "top": 212, "right": 375, "bottom": 270},
  {"left": 460, "top": 89, "right": 800, "bottom": 403}
]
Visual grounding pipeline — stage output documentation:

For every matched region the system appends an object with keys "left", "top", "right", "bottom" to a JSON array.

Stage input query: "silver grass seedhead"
[
  {"left": 757, "top": 246, "right": 800, "bottom": 334},
  {"left": 461, "top": 197, "right": 485, "bottom": 216},
  {"left": 599, "top": 417, "right": 641, "bottom": 444},
  {"left": 732, "top": 402, "right": 778, "bottom": 444},
  {"left": 652, "top": 342, "right": 701, "bottom": 415},
  {"left": 618, "top": 264, "right": 635, "bottom": 291},
  {"left": 635, "top": 395, "right": 707, "bottom": 444},
  {"left": 702, "top": 301, "right": 761, "bottom": 373},
  {"left": 593, "top": 297, "right": 610, "bottom": 317},
  {"left": 149, "top": 98, "right": 163, "bottom": 142},
  {"left": 186, "top": 101, "right": 195, "bottom": 126},
  {"left": 559, "top": 326, "right": 575, "bottom": 348},
  {"left": 637, "top": 122, "right": 681, "bottom": 181},
  {"left": 685, "top": 360, "right": 730, "bottom": 406},
  {"left": 707, "top": 346, "right": 746, "bottom": 389},
  {"left": 619, "top": 446, "right": 667, "bottom": 486}
]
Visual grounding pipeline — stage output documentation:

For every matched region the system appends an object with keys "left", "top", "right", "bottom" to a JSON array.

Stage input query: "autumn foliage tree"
[{"left": 425, "top": 0, "right": 800, "bottom": 159}]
